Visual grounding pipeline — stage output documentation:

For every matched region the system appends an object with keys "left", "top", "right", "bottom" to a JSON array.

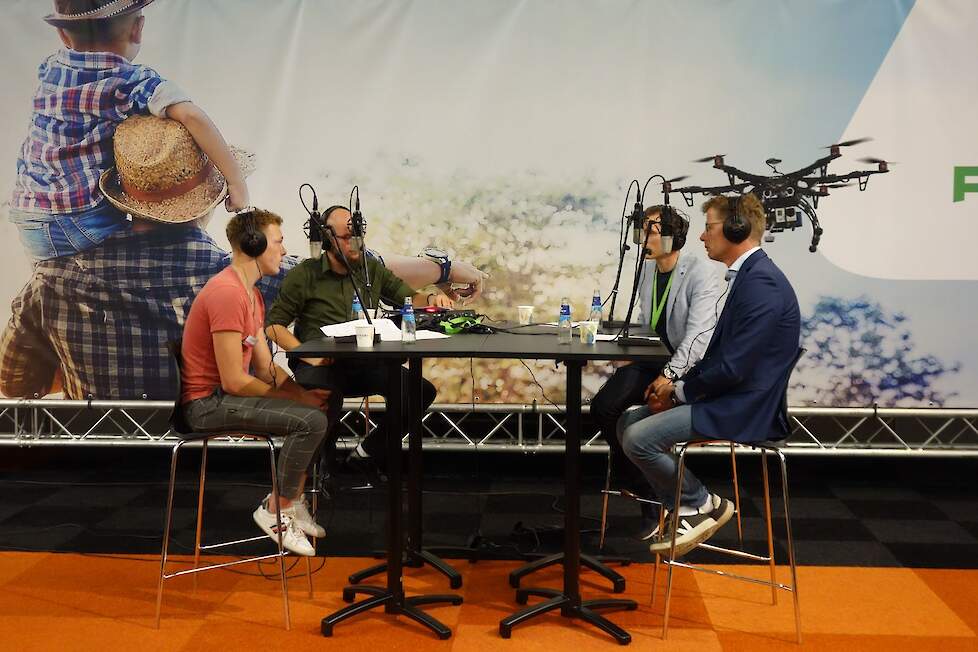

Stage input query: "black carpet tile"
[{"left": 1, "top": 449, "right": 976, "bottom": 569}]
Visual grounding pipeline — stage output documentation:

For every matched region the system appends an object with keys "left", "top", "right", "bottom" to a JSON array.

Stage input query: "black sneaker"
[
  {"left": 635, "top": 500, "right": 669, "bottom": 542},
  {"left": 344, "top": 450, "right": 388, "bottom": 485},
  {"left": 649, "top": 494, "right": 733, "bottom": 557}
]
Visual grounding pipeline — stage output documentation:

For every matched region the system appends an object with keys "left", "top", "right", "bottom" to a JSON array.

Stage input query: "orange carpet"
[{"left": 0, "top": 552, "right": 975, "bottom": 651}]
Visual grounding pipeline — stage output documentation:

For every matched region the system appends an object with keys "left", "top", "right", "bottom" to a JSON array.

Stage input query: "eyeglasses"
[{"left": 704, "top": 221, "right": 724, "bottom": 231}]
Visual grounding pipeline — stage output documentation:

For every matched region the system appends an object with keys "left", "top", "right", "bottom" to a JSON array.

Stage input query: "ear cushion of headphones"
[
  {"left": 723, "top": 197, "right": 750, "bottom": 244},
  {"left": 320, "top": 205, "right": 348, "bottom": 253},
  {"left": 240, "top": 213, "right": 267, "bottom": 258}
]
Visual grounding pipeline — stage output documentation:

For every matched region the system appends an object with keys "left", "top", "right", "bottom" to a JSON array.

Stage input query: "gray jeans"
[
  {"left": 184, "top": 391, "right": 328, "bottom": 499},
  {"left": 617, "top": 404, "right": 710, "bottom": 510}
]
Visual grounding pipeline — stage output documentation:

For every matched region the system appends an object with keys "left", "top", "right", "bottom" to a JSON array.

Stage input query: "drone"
[{"left": 662, "top": 137, "right": 892, "bottom": 252}]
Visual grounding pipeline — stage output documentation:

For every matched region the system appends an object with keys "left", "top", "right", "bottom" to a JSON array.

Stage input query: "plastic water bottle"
[
  {"left": 558, "top": 297, "right": 572, "bottom": 344},
  {"left": 588, "top": 289, "right": 602, "bottom": 323},
  {"left": 401, "top": 297, "right": 417, "bottom": 343},
  {"left": 352, "top": 294, "right": 365, "bottom": 320}
]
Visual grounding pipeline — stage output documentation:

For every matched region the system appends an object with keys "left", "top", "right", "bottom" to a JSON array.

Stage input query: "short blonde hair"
[
  {"left": 226, "top": 208, "right": 283, "bottom": 252},
  {"left": 701, "top": 193, "right": 766, "bottom": 242}
]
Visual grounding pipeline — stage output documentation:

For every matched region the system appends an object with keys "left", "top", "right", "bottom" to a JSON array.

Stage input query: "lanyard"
[{"left": 650, "top": 269, "right": 674, "bottom": 331}]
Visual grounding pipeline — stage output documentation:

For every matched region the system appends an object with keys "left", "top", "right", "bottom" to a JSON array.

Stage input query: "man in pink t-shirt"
[{"left": 180, "top": 208, "right": 330, "bottom": 556}]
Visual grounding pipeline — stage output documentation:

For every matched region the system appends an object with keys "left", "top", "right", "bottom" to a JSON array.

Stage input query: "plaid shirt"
[
  {"left": 0, "top": 227, "right": 296, "bottom": 400},
  {"left": 11, "top": 49, "right": 166, "bottom": 214}
]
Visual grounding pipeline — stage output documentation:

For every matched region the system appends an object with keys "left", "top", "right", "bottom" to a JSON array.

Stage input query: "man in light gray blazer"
[{"left": 590, "top": 205, "right": 724, "bottom": 539}]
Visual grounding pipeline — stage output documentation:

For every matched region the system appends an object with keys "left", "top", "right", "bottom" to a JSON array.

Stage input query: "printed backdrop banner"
[{"left": 1, "top": 0, "right": 975, "bottom": 407}]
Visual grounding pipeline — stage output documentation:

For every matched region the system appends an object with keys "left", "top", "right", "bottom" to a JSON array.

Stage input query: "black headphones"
[
  {"left": 655, "top": 205, "right": 690, "bottom": 251},
  {"left": 723, "top": 195, "right": 751, "bottom": 244},
  {"left": 238, "top": 209, "right": 267, "bottom": 258},
  {"left": 320, "top": 205, "right": 349, "bottom": 253}
]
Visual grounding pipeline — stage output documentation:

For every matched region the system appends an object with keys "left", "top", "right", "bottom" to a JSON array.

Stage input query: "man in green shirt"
[{"left": 265, "top": 205, "right": 452, "bottom": 475}]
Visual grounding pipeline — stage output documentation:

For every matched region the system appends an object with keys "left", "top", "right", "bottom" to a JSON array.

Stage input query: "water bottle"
[
  {"left": 352, "top": 294, "right": 365, "bottom": 320},
  {"left": 557, "top": 297, "right": 572, "bottom": 344},
  {"left": 588, "top": 289, "right": 602, "bottom": 323},
  {"left": 401, "top": 297, "right": 417, "bottom": 343}
]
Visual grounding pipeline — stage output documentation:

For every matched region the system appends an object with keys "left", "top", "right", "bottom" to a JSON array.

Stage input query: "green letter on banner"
[{"left": 954, "top": 166, "right": 978, "bottom": 202}]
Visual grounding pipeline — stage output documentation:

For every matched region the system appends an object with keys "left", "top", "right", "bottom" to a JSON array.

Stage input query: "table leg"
[
  {"left": 322, "top": 357, "right": 461, "bottom": 639},
  {"left": 500, "top": 360, "right": 635, "bottom": 644},
  {"left": 346, "top": 358, "right": 464, "bottom": 589}
]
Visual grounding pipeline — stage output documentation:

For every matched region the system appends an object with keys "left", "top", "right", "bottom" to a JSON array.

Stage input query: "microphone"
[
  {"left": 306, "top": 189, "right": 323, "bottom": 259},
  {"left": 350, "top": 196, "right": 367, "bottom": 252},
  {"left": 629, "top": 191, "right": 644, "bottom": 245},
  {"left": 659, "top": 203, "right": 674, "bottom": 254}
]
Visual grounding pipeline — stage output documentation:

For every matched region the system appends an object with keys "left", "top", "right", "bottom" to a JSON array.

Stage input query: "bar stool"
[
  {"left": 156, "top": 341, "right": 312, "bottom": 630},
  {"left": 653, "top": 348, "right": 804, "bottom": 644}
]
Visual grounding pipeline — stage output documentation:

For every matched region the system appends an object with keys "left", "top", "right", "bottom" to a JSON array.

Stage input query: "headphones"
[
  {"left": 655, "top": 205, "right": 690, "bottom": 251},
  {"left": 238, "top": 209, "right": 267, "bottom": 258},
  {"left": 320, "top": 205, "right": 349, "bottom": 253},
  {"left": 723, "top": 195, "right": 751, "bottom": 244}
]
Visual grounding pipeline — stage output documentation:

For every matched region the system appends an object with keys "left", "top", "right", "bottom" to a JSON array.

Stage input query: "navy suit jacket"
[{"left": 680, "top": 249, "right": 801, "bottom": 443}]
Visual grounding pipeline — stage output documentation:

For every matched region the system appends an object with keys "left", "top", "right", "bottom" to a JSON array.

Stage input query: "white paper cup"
[
  {"left": 580, "top": 321, "right": 599, "bottom": 345},
  {"left": 365, "top": 308, "right": 377, "bottom": 320},
  {"left": 517, "top": 305, "right": 534, "bottom": 325},
  {"left": 355, "top": 324, "right": 375, "bottom": 348}
]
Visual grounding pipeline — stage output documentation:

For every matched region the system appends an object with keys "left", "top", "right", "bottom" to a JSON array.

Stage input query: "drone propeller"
[
  {"left": 824, "top": 137, "right": 872, "bottom": 149},
  {"left": 857, "top": 157, "right": 897, "bottom": 165},
  {"left": 693, "top": 154, "right": 724, "bottom": 163},
  {"left": 664, "top": 175, "right": 689, "bottom": 184}
]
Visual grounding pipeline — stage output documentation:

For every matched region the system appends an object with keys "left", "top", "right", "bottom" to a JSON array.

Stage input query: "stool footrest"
[
  {"left": 664, "top": 559, "right": 794, "bottom": 592},
  {"left": 199, "top": 534, "right": 268, "bottom": 551},
  {"left": 164, "top": 552, "right": 285, "bottom": 579},
  {"left": 696, "top": 542, "right": 772, "bottom": 562}
]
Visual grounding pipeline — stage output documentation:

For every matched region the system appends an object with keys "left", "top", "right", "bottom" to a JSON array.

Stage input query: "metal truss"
[{"left": 1, "top": 399, "right": 976, "bottom": 456}]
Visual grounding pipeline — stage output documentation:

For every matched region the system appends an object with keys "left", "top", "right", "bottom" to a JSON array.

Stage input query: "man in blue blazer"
[{"left": 619, "top": 192, "right": 800, "bottom": 556}]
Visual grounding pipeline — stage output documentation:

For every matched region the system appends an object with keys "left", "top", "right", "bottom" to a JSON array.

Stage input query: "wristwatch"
[
  {"left": 419, "top": 246, "right": 452, "bottom": 285},
  {"left": 662, "top": 364, "right": 680, "bottom": 382}
]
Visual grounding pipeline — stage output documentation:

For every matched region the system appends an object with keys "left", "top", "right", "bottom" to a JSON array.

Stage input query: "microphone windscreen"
[{"left": 660, "top": 236, "right": 674, "bottom": 254}]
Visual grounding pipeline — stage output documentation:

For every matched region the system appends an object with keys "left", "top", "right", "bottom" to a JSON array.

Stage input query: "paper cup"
[
  {"left": 517, "top": 305, "right": 534, "bottom": 325},
  {"left": 580, "top": 321, "right": 599, "bottom": 345},
  {"left": 355, "top": 324, "right": 375, "bottom": 348}
]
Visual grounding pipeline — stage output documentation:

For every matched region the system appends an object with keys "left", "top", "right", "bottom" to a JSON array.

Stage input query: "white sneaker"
[
  {"left": 252, "top": 502, "right": 315, "bottom": 556},
  {"left": 291, "top": 495, "right": 326, "bottom": 538}
]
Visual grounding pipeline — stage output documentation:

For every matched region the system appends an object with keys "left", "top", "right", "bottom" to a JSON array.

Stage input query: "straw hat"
[
  {"left": 99, "top": 115, "right": 255, "bottom": 224},
  {"left": 44, "top": 0, "right": 156, "bottom": 28}
]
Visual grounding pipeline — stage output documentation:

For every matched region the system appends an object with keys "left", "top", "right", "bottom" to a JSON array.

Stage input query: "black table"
[{"left": 289, "top": 332, "right": 668, "bottom": 643}]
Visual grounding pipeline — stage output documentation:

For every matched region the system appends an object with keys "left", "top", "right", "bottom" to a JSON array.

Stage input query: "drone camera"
[{"left": 766, "top": 206, "right": 801, "bottom": 233}]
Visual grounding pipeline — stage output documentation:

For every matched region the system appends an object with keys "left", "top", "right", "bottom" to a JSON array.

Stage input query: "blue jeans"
[
  {"left": 617, "top": 404, "right": 710, "bottom": 510},
  {"left": 8, "top": 203, "right": 128, "bottom": 260}
]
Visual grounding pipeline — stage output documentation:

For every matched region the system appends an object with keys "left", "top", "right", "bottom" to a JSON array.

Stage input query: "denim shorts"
[{"left": 8, "top": 202, "right": 128, "bottom": 261}]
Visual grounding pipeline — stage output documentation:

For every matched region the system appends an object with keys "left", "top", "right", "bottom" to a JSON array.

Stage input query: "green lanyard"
[{"left": 650, "top": 269, "right": 674, "bottom": 331}]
